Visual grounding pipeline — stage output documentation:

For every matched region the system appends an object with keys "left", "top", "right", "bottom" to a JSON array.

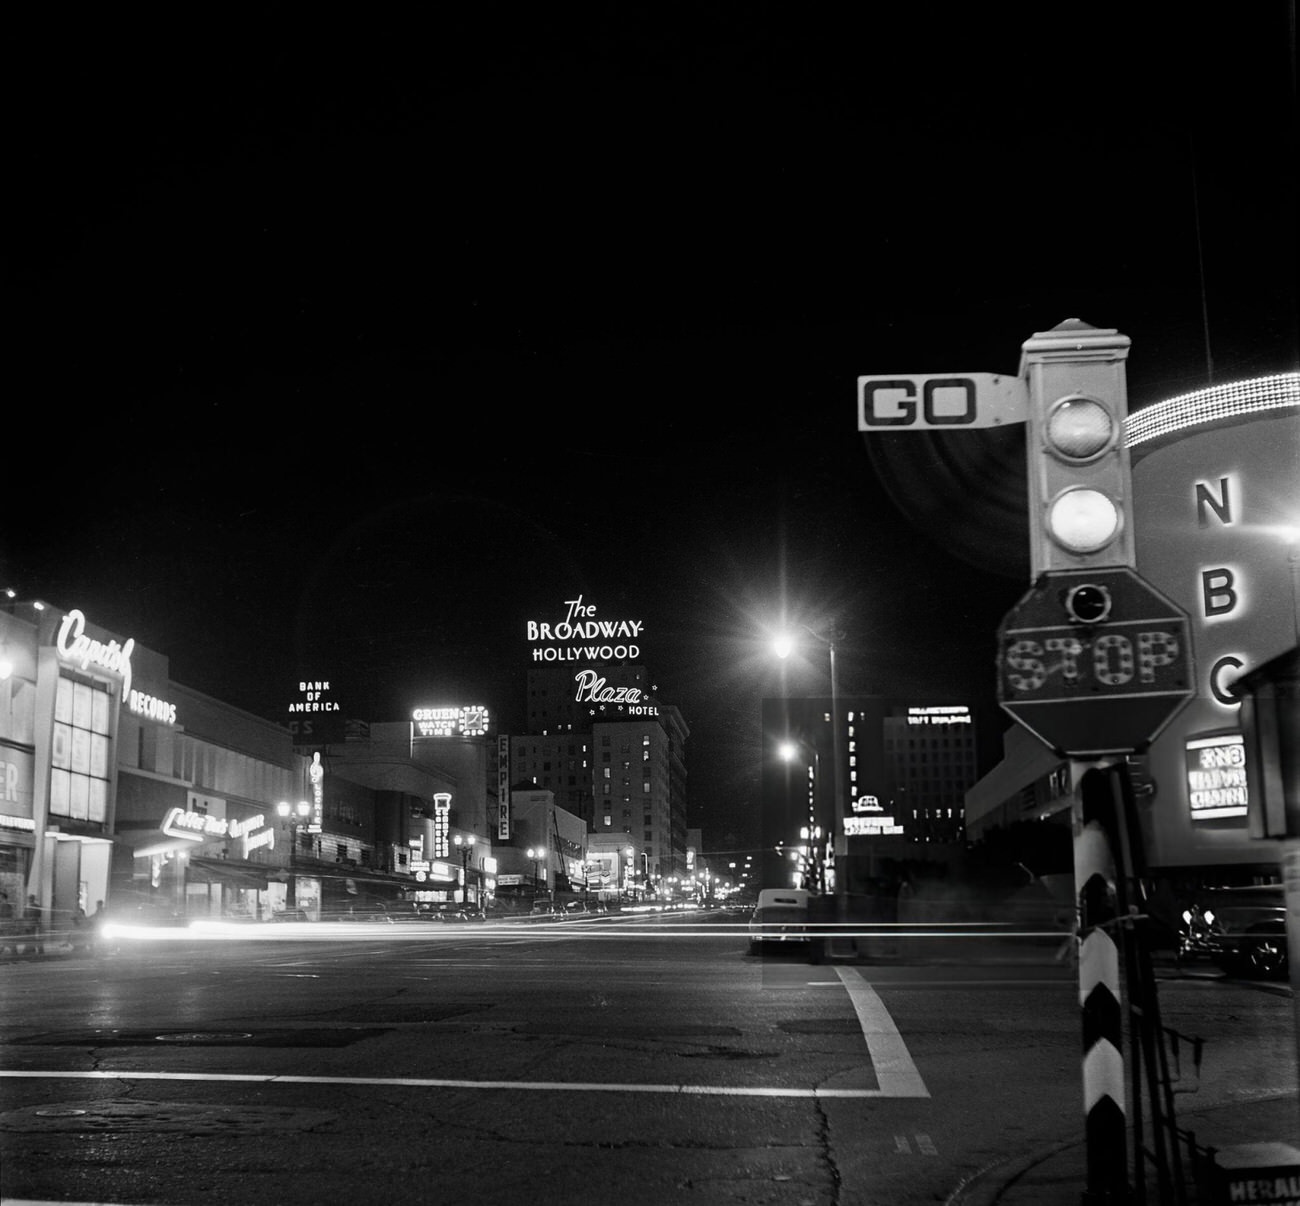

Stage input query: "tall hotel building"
[{"left": 511, "top": 598, "right": 688, "bottom": 881}]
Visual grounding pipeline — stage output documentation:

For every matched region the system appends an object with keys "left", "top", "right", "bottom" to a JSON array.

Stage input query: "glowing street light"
[
  {"left": 774, "top": 624, "right": 844, "bottom": 866},
  {"left": 527, "top": 846, "right": 546, "bottom": 896},
  {"left": 453, "top": 834, "right": 476, "bottom": 907},
  {"left": 777, "top": 736, "right": 826, "bottom": 892}
]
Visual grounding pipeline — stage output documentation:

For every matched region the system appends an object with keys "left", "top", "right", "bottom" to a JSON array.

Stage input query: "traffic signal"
[{"left": 1021, "top": 319, "right": 1134, "bottom": 578}]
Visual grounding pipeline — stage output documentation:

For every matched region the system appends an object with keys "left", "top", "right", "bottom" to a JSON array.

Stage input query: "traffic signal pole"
[
  {"left": 859, "top": 321, "right": 1197, "bottom": 1202},
  {"left": 1073, "top": 762, "right": 1129, "bottom": 1204}
]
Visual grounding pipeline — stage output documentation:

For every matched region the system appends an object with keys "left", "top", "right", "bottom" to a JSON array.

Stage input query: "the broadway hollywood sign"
[{"left": 526, "top": 595, "right": 644, "bottom": 663}]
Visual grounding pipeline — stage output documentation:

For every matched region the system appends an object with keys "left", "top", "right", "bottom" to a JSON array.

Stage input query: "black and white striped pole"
[
  {"left": 996, "top": 322, "right": 1193, "bottom": 1204},
  {"left": 1075, "top": 763, "right": 1128, "bottom": 1203}
]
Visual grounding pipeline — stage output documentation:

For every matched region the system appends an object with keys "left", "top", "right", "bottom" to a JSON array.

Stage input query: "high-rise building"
[
  {"left": 762, "top": 696, "right": 979, "bottom": 889},
  {"left": 511, "top": 595, "right": 687, "bottom": 885}
]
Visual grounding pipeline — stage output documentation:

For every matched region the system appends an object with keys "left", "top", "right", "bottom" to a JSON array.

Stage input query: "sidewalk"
[
  {"left": 947, "top": 960, "right": 1298, "bottom": 1205},
  {"left": 948, "top": 1091, "right": 1299, "bottom": 1205}
]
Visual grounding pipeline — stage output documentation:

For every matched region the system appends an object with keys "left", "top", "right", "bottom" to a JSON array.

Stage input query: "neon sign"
[
  {"left": 1185, "top": 733, "right": 1248, "bottom": 821},
  {"left": 844, "top": 815, "right": 903, "bottom": 836},
  {"left": 433, "top": 792, "right": 451, "bottom": 858},
  {"left": 526, "top": 595, "right": 643, "bottom": 663},
  {"left": 308, "top": 752, "right": 324, "bottom": 833},
  {"left": 906, "top": 706, "right": 971, "bottom": 726},
  {"left": 161, "top": 808, "right": 273, "bottom": 854},
  {"left": 127, "top": 690, "right": 177, "bottom": 725},
  {"left": 56, "top": 609, "right": 177, "bottom": 724},
  {"left": 412, "top": 706, "right": 491, "bottom": 738},
  {"left": 56, "top": 609, "right": 134, "bottom": 696},
  {"left": 288, "top": 680, "right": 340, "bottom": 715}
]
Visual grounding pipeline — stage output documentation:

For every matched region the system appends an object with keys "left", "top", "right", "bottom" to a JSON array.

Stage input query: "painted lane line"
[
  {"left": 0, "top": 1069, "right": 910, "bottom": 1099},
  {"left": 835, "top": 967, "right": 929, "bottom": 1098}
]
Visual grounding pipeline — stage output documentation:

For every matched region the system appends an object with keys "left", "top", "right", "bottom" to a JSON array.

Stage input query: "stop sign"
[{"left": 997, "top": 567, "right": 1195, "bottom": 757}]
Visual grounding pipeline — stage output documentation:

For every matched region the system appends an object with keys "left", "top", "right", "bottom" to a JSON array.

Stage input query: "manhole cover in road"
[
  {"left": 14, "top": 1028, "right": 389, "bottom": 1048},
  {"left": 3, "top": 1100, "right": 336, "bottom": 1134}
]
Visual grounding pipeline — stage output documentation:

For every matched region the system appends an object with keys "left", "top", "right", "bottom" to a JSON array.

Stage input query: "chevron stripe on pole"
[{"left": 1076, "top": 764, "right": 1129, "bottom": 1203}]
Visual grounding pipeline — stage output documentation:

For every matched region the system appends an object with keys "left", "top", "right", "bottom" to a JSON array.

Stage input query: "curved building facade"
[{"left": 968, "top": 373, "right": 1299, "bottom": 884}]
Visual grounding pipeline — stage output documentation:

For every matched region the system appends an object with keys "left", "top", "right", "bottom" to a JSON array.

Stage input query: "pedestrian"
[
  {"left": 88, "top": 900, "right": 108, "bottom": 955},
  {"left": 70, "top": 905, "right": 89, "bottom": 954},
  {"left": 23, "top": 894, "right": 45, "bottom": 956},
  {"left": 0, "top": 891, "right": 14, "bottom": 957}
]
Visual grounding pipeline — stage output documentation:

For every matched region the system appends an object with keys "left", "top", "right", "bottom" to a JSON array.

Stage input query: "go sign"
[
  {"left": 857, "top": 372, "right": 1027, "bottom": 430},
  {"left": 997, "top": 567, "right": 1194, "bottom": 757}
]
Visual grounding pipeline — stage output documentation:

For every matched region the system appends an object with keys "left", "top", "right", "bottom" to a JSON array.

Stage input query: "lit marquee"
[{"left": 1126, "top": 372, "right": 1299, "bottom": 447}]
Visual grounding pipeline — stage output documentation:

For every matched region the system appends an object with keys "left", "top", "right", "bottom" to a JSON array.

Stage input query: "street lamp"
[
  {"left": 276, "top": 800, "right": 311, "bottom": 912},
  {"left": 774, "top": 625, "right": 844, "bottom": 868},
  {"left": 779, "top": 738, "right": 826, "bottom": 892},
  {"left": 527, "top": 846, "right": 546, "bottom": 896},
  {"left": 453, "top": 834, "right": 476, "bottom": 907}
]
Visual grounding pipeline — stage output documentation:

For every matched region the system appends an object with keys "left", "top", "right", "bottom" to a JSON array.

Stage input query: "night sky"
[{"left": 6, "top": 7, "right": 1297, "bottom": 851}]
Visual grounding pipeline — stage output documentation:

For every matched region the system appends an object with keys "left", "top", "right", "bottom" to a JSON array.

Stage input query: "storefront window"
[{"left": 50, "top": 672, "right": 112, "bottom": 824}]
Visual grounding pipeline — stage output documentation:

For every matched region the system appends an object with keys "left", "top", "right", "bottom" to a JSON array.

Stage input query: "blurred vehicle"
[
  {"left": 429, "top": 904, "right": 484, "bottom": 923},
  {"left": 1187, "top": 886, "right": 1288, "bottom": 979},
  {"left": 320, "top": 901, "right": 394, "bottom": 924},
  {"left": 747, "top": 888, "right": 814, "bottom": 954}
]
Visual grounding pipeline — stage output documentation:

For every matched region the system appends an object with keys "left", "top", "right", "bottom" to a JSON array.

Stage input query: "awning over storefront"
[
  {"left": 187, "top": 856, "right": 270, "bottom": 891},
  {"left": 116, "top": 826, "right": 201, "bottom": 860}
]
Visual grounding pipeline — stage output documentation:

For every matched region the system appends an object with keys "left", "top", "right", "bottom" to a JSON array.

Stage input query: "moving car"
[{"left": 747, "top": 888, "right": 814, "bottom": 954}]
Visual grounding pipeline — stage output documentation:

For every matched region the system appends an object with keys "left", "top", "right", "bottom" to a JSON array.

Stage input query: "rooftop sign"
[
  {"left": 56, "top": 608, "right": 177, "bottom": 724},
  {"left": 412, "top": 706, "right": 491, "bottom": 738},
  {"left": 526, "top": 595, "right": 643, "bottom": 663}
]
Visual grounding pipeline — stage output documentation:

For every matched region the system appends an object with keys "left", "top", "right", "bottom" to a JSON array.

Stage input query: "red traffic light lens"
[{"left": 1045, "top": 395, "right": 1116, "bottom": 462}]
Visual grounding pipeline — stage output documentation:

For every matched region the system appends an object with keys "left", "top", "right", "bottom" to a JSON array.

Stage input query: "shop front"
[
  {"left": 2, "top": 602, "right": 162, "bottom": 932},
  {"left": 116, "top": 800, "right": 281, "bottom": 921}
]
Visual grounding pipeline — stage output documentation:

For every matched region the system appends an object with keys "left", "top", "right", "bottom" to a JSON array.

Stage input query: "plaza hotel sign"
[{"left": 55, "top": 608, "right": 177, "bottom": 725}]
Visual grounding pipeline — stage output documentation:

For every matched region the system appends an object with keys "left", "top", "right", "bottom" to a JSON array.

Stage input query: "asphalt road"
[{"left": 0, "top": 911, "right": 1292, "bottom": 1205}]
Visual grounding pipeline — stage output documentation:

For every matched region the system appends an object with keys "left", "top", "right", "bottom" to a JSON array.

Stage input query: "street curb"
[{"left": 943, "top": 1137, "right": 1083, "bottom": 1206}]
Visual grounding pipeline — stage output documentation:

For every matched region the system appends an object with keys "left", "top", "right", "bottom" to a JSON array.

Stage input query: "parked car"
[
  {"left": 747, "top": 888, "right": 814, "bottom": 954},
  {"left": 1188, "top": 886, "right": 1288, "bottom": 979}
]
